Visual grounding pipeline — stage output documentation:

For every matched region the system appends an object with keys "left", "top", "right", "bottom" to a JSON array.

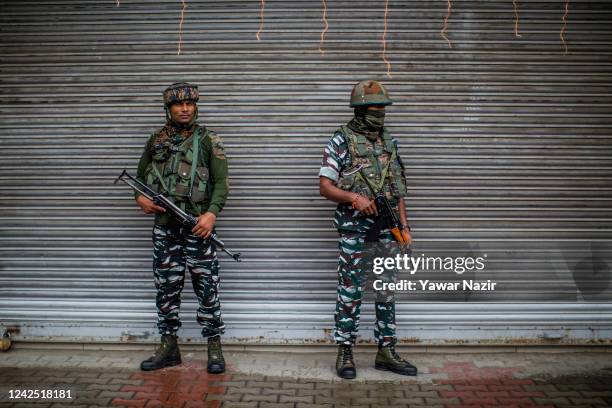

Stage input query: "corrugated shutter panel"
[{"left": 1, "top": 0, "right": 611, "bottom": 343}]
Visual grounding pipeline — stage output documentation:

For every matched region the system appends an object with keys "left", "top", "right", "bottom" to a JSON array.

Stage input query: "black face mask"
[{"left": 364, "top": 109, "right": 385, "bottom": 129}]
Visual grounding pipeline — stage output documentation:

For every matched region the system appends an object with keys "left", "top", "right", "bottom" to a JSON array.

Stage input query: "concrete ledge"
[{"left": 10, "top": 341, "right": 612, "bottom": 353}]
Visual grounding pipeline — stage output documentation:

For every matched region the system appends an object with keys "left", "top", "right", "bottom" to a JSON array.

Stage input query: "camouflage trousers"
[
  {"left": 152, "top": 223, "right": 224, "bottom": 338},
  {"left": 334, "top": 220, "right": 400, "bottom": 347}
]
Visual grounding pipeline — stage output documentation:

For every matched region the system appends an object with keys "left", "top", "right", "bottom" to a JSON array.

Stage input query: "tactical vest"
[
  {"left": 144, "top": 126, "right": 210, "bottom": 212},
  {"left": 336, "top": 125, "right": 407, "bottom": 202}
]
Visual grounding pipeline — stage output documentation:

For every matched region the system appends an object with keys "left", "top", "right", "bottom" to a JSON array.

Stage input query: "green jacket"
[{"left": 136, "top": 126, "right": 229, "bottom": 225}]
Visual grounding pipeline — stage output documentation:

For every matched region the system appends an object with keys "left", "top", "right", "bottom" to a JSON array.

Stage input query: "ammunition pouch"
[
  {"left": 144, "top": 126, "right": 210, "bottom": 209},
  {"left": 336, "top": 126, "right": 407, "bottom": 200}
]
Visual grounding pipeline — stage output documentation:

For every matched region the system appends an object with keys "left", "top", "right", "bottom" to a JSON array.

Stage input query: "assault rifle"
[
  {"left": 374, "top": 194, "right": 411, "bottom": 246},
  {"left": 114, "top": 170, "right": 242, "bottom": 262}
]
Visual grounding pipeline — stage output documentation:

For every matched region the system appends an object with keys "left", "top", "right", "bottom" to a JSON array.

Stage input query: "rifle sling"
[{"left": 355, "top": 147, "right": 396, "bottom": 196}]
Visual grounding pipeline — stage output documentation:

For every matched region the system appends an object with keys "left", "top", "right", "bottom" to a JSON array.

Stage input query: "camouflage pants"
[
  {"left": 334, "top": 221, "right": 399, "bottom": 347},
  {"left": 152, "top": 224, "right": 224, "bottom": 338}
]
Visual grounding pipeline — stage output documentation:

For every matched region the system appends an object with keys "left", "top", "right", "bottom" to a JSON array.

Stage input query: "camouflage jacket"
[
  {"left": 319, "top": 127, "right": 407, "bottom": 232},
  {"left": 136, "top": 125, "right": 229, "bottom": 224}
]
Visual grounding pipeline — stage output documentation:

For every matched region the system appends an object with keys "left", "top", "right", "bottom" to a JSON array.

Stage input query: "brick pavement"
[{"left": 1, "top": 348, "right": 611, "bottom": 407}]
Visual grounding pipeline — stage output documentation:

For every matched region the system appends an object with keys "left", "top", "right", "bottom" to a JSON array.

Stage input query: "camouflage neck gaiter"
[
  {"left": 155, "top": 120, "right": 198, "bottom": 146},
  {"left": 347, "top": 108, "right": 384, "bottom": 141}
]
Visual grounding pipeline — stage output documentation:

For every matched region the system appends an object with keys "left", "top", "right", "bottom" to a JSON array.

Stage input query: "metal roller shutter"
[{"left": 1, "top": 0, "right": 611, "bottom": 344}]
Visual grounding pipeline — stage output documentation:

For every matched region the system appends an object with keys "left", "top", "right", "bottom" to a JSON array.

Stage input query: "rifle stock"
[{"left": 374, "top": 194, "right": 410, "bottom": 246}]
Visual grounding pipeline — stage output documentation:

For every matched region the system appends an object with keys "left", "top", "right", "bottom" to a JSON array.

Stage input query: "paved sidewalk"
[{"left": 1, "top": 345, "right": 611, "bottom": 407}]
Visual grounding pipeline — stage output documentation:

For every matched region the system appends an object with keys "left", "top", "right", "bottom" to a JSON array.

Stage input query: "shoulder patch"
[
  {"left": 208, "top": 132, "right": 226, "bottom": 160},
  {"left": 332, "top": 130, "right": 348, "bottom": 147}
]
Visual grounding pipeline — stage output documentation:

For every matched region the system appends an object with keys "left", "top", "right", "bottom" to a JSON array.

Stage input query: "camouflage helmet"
[
  {"left": 349, "top": 80, "right": 392, "bottom": 107},
  {"left": 163, "top": 82, "right": 199, "bottom": 106}
]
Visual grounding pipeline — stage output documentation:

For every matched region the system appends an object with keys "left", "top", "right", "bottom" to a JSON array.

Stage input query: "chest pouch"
[
  {"left": 341, "top": 126, "right": 397, "bottom": 200},
  {"left": 146, "top": 127, "right": 210, "bottom": 204},
  {"left": 144, "top": 141, "right": 171, "bottom": 193},
  {"left": 174, "top": 129, "right": 209, "bottom": 204},
  {"left": 338, "top": 162, "right": 372, "bottom": 197},
  {"left": 145, "top": 162, "right": 166, "bottom": 195}
]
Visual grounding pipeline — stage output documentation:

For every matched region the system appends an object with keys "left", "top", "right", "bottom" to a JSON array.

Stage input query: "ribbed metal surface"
[{"left": 1, "top": 0, "right": 611, "bottom": 343}]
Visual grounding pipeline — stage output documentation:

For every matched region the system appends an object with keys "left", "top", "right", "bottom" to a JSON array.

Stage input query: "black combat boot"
[
  {"left": 207, "top": 335, "right": 226, "bottom": 374},
  {"left": 335, "top": 344, "right": 356, "bottom": 379},
  {"left": 374, "top": 344, "right": 417, "bottom": 376},
  {"left": 140, "top": 334, "right": 182, "bottom": 371}
]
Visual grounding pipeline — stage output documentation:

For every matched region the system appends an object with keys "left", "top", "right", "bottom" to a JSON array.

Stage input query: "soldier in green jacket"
[
  {"left": 319, "top": 80, "right": 418, "bottom": 379},
  {"left": 135, "top": 83, "right": 228, "bottom": 374}
]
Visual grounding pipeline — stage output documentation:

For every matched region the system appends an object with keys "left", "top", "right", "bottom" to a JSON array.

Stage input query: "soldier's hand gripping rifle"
[
  {"left": 114, "top": 170, "right": 242, "bottom": 262},
  {"left": 355, "top": 164, "right": 411, "bottom": 246},
  {"left": 374, "top": 194, "right": 411, "bottom": 246}
]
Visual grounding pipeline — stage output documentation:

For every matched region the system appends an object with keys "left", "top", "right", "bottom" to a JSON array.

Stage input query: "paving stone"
[
  {"left": 67, "top": 371, "right": 102, "bottom": 378},
  {"left": 296, "top": 388, "right": 332, "bottom": 397},
  {"left": 86, "top": 383, "right": 124, "bottom": 391},
  {"left": 247, "top": 381, "right": 282, "bottom": 388},
  {"left": 241, "top": 394, "right": 278, "bottom": 402},
  {"left": 210, "top": 381, "right": 246, "bottom": 388},
  {"left": 556, "top": 405, "right": 597, "bottom": 408},
  {"left": 402, "top": 405, "right": 444, "bottom": 408},
  {"left": 226, "top": 387, "right": 263, "bottom": 396},
  {"left": 41, "top": 376, "right": 77, "bottom": 384},
  {"left": 475, "top": 390, "right": 510, "bottom": 398},
  {"left": 183, "top": 402, "right": 221, "bottom": 408},
  {"left": 335, "top": 406, "right": 370, "bottom": 408},
  {"left": 424, "top": 396, "right": 460, "bottom": 405},
  {"left": 110, "top": 399, "right": 146, "bottom": 407},
  {"left": 73, "top": 390, "right": 103, "bottom": 399},
  {"left": 76, "top": 377, "right": 112, "bottom": 385},
  {"left": 100, "top": 391, "right": 135, "bottom": 399},
  {"left": 262, "top": 387, "right": 297, "bottom": 396},
  {"left": 75, "top": 398, "right": 113, "bottom": 405},
  {"left": 110, "top": 379, "right": 145, "bottom": 386},
  {"left": 206, "top": 393, "right": 241, "bottom": 402},
  {"left": 420, "top": 384, "right": 453, "bottom": 391},
  {"left": 100, "top": 372, "right": 134, "bottom": 380},
  {"left": 283, "top": 382, "right": 316, "bottom": 390},
  {"left": 223, "top": 403, "right": 258, "bottom": 408},
  {"left": 554, "top": 384, "right": 591, "bottom": 392},
  {"left": 144, "top": 401, "right": 179, "bottom": 408},
  {"left": 543, "top": 390, "right": 582, "bottom": 398},
  {"left": 580, "top": 390, "right": 612, "bottom": 397},
  {"left": 280, "top": 395, "right": 313, "bottom": 404},
  {"left": 227, "top": 374, "right": 256, "bottom": 381},
  {"left": 405, "top": 391, "right": 439, "bottom": 398},
  {"left": 533, "top": 397, "right": 571, "bottom": 405},
  {"left": 388, "top": 397, "right": 426, "bottom": 405},
  {"left": 259, "top": 403, "right": 296, "bottom": 408},
  {"left": 313, "top": 396, "right": 337, "bottom": 405},
  {"left": 570, "top": 397, "right": 608, "bottom": 405},
  {"left": 350, "top": 397, "right": 389, "bottom": 405},
  {"left": 50, "top": 405, "right": 89, "bottom": 408}
]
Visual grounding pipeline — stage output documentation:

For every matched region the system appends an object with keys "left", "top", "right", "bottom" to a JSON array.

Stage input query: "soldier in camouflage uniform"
[
  {"left": 135, "top": 83, "right": 229, "bottom": 374},
  {"left": 319, "top": 80, "right": 418, "bottom": 379}
]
